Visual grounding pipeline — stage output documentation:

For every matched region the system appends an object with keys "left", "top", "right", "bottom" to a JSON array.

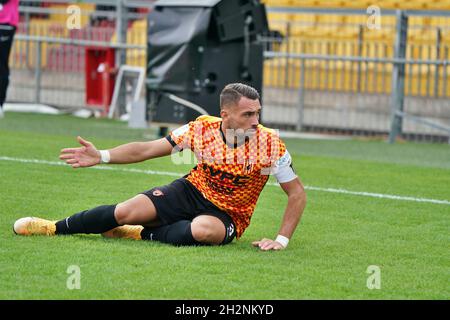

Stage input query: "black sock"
[
  {"left": 55, "top": 205, "right": 119, "bottom": 235},
  {"left": 141, "top": 220, "right": 202, "bottom": 246}
]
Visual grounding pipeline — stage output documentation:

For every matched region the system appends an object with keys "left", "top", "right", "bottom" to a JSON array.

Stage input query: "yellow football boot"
[
  {"left": 13, "top": 217, "right": 57, "bottom": 236},
  {"left": 102, "top": 225, "right": 143, "bottom": 240}
]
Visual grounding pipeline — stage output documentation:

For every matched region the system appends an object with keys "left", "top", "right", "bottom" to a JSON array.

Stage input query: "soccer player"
[
  {"left": 13, "top": 83, "right": 306, "bottom": 251},
  {"left": 0, "top": 0, "right": 19, "bottom": 118}
]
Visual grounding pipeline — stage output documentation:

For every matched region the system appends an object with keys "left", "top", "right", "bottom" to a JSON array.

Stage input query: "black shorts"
[{"left": 141, "top": 178, "right": 236, "bottom": 245}]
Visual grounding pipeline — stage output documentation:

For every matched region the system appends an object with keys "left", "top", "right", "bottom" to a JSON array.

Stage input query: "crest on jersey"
[
  {"left": 152, "top": 189, "right": 164, "bottom": 197},
  {"left": 243, "top": 159, "right": 255, "bottom": 174}
]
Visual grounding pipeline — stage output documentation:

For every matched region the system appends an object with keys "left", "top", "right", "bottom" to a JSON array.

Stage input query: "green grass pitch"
[{"left": 0, "top": 112, "right": 449, "bottom": 299}]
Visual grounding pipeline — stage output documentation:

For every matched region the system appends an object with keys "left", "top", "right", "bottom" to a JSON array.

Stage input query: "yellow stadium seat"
[
  {"left": 407, "top": 42, "right": 439, "bottom": 61},
  {"left": 429, "top": 16, "right": 450, "bottom": 28},
  {"left": 316, "top": 14, "right": 347, "bottom": 25},
  {"left": 406, "top": 0, "right": 428, "bottom": 9},
  {"left": 347, "top": 15, "right": 367, "bottom": 27},
  {"left": 290, "top": 14, "right": 354, "bottom": 39},
  {"left": 112, "top": 19, "right": 148, "bottom": 68},
  {"left": 267, "top": 12, "right": 291, "bottom": 22},
  {"left": 267, "top": 12, "right": 292, "bottom": 35},
  {"left": 442, "top": 29, "right": 450, "bottom": 45},
  {"left": 424, "top": 0, "right": 450, "bottom": 10},
  {"left": 408, "top": 29, "right": 438, "bottom": 46},
  {"left": 376, "top": 0, "right": 403, "bottom": 10},
  {"left": 263, "top": 2, "right": 450, "bottom": 96},
  {"left": 290, "top": 13, "right": 317, "bottom": 24},
  {"left": 405, "top": 64, "right": 447, "bottom": 96},
  {"left": 380, "top": 15, "right": 396, "bottom": 28},
  {"left": 290, "top": 0, "right": 321, "bottom": 8},
  {"left": 332, "top": 41, "right": 357, "bottom": 56},
  {"left": 25, "top": 19, "right": 64, "bottom": 68},
  {"left": 311, "top": 0, "right": 347, "bottom": 8},
  {"left": 332, "top": 28, "right": 360, "bottom": 40},
  {"left": 343, "top": 1, "right": 374, "bottom": 9},
  {"left": 410, "top": 16, "right": 433, "bottom": 28},
  {"left": 262, "top": 0, "right": 299, "bottom": 6},
  {"left": 363, "top": 27, "right": 394, "bottom": 42}
]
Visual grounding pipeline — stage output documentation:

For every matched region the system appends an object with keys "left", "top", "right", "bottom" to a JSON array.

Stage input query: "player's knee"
[
  {"left": 191, "top": 223, "right": 215, "bottom": 244},
  {"left": 114, "top": 203, "right": 132, "bottom": 225},
  {"left": 191, "top": 219, "right": 224, "bottom": 245}
]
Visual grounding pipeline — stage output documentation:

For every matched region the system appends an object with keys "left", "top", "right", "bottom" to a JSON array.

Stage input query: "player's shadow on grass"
[{"left": 69, "top": 234, "right": 237, "bottom": 250}]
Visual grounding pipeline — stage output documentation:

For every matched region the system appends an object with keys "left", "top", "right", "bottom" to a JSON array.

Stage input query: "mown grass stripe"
[{"left": 1, "top": 155, "right": 449, "bottom": 206}]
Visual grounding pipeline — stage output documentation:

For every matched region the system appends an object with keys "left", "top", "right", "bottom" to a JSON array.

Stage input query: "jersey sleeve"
[
  {"left": 166, "top": 121, "right": 195, "bottom": 151},
  {"left": 268, "top": 137, "right": 297, "bottom": 183},
  {"left": 272, "top": 149, "right": 297, "bottom": 183}
]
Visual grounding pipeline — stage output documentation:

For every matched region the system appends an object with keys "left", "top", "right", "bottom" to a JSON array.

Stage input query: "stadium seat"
[
  {"left": 408, "top": 0, "right": 428, "bottom": 9},
  {"left": 424, "top": 0, "right": 450, "bottom": 10},
  {"left": 342, "top": 1, "right": 374, "bottom": 9},
  {"left": 380, "top": 15, "right": 396, "bottom": 28},
  {"left": 109, "top": 19, "right": 147, "bottom": 68},
  {"left": 290, "top": 0, "right": 321, "bottom": 8},
  {"left": 24, "top": 19, "right": 60, "bottom": 68},
  {"left": 347, "top": 15, "right": 367, "bottom": 27},
  {"left": 125, "top": 20, "right": 147, "bottom": 67},
  {"left": 376, "top": 0, "right": 403, "bottom": 9},
  {"left": 261, "top": 0, "right": 449, "bottom": 97},
  {"left": 261, "top": 0, "right": 298, "bottom": 7},
  {"left": 408, "top": 29, "right": 438, "bottom": 46},
  {"left": 311, "top": 1, "right": 347, "bottom": 9},
  {"left": 267, "top": 12, "right": 292, "bottom": 35},
  {"left": 17, "top": 0, "right": 433, "bottom": 95},
  {"left": 442, "top": 29, "right": 450, "bottom": 45},
  {"left": 267, "top": 12, "right": 292, "bottom": 23},
  {"left": 363, "top": 28, "right": 394, "bottom": 42}
]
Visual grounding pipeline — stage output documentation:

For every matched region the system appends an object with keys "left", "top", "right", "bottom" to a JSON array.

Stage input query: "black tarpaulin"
[{"left": 147, "top": 7, "right": 212, "bottom": 92}]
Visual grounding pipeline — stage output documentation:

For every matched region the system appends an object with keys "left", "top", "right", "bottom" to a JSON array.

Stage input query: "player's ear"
[{"left": 220, "top": 108, "right": 228, "bottom": 119}]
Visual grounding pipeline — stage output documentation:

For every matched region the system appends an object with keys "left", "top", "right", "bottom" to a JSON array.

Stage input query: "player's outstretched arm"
[
  {"left": 252, "top": 178, "right": 306, "bottom": 251},
  {"left": 59, "top": 136, "right": 173, "bottom": 168}
]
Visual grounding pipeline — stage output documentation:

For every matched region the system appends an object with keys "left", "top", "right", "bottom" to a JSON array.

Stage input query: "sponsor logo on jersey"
[
  {"left": 202, "top": 164, "right": 250, "bottom": 186},
  {"left": 243, "top": 159, "right": 255, "bottom": 174}
]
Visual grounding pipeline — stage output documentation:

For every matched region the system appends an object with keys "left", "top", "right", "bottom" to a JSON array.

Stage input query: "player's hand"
[
  {"left": 59, "top": 136, "right": 101, "bottom": 168},
  {"left": 252, "top": 238, "right": 285, "bottom": 251}
]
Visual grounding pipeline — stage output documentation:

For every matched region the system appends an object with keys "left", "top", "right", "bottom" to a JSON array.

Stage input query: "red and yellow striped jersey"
[{"left": 168, "top": 115, "right": 290, "bottom": 238}]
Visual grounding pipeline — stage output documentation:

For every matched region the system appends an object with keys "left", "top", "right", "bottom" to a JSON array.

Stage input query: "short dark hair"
[{"left": 220, "top": 83, "right": 260, "bottom": 109}]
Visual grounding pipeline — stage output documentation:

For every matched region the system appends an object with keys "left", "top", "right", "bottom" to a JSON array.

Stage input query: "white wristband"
[
  {"left": 275, "top": 235, "right": 289, "bottom": 248},
  {"left": 99, "top": 150, "right": 110, "bottom": 164}
]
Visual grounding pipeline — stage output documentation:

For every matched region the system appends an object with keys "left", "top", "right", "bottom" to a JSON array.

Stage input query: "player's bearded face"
[{"left": 224, "top": 97, "right": 261, "bottom": 140}]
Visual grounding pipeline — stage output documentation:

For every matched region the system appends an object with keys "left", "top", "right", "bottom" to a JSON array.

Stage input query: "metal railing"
[
  {"left": 262, "top": 50, "right": 450, "bottom": 140},
  {"left": 7, "top": 3, "right": 450, "bottom": 142},
  {"left": 9, "top": 0, "right": 149, "bottom": 109},
  {"left": 12, "top": 34, "right": 145, "bottom": 104},
  {"left": 261, "top": 8, "right": 450, "bottom": 143}
]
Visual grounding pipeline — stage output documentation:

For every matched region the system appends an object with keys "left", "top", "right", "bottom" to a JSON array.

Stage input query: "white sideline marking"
[{"left": 1, "top": 156, "right": 449, "bottom": 206}]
